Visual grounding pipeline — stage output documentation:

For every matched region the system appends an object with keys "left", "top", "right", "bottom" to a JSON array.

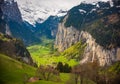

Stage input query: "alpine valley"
[{"left": 0, "top": 0, "right": 120, "bottom": 84}]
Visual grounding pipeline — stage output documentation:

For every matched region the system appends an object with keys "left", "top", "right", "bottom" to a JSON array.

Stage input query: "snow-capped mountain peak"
[
  {"left": 14, "top": 0, "right": 112, "bottom": 25},
  {"left": 14, "top": 0, "right": 81, "bottom": 25}
]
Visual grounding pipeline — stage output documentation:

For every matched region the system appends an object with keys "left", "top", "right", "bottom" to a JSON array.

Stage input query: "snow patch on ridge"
[{"left": 79, "top": 9, "right": 87, "bottom": 14}]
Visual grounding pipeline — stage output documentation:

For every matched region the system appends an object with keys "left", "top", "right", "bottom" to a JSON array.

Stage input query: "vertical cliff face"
[
  {"left": 0, "top": 0, "right": 33, "bottom": 65},
  {"left": 55, "top": 17, "right": 81, "bottom": 52},
  {"left": 1, "top": 0, "right": 22, "bottom": 23},
  {"left": 55, "top": 19, "right": 119, "bottom": 66},
  {"left": 0, "top": 33, "right": 33, "bottom": 65},
  {"left": 55, "top": 0, "right": 120, "bottom": 66},
  {"left": 0, "top": 0, "right": 22, "bottom": 35},
  {"left": 0, "top": 0, "right": 40, "bottom": 45},
  {"left": 0, "top": 0, "right": 7, "bottom": 34},
  {"left": 80, "top": 31, "right": 119, "bottom": 66}
]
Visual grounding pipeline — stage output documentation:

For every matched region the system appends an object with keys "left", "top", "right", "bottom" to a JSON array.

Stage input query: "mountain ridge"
[
  {"left": 55, "top": 0, "right": 120, "bottom": 66},
  {"left": 14, "top": 0, "right": 111, "bottom": 25}
]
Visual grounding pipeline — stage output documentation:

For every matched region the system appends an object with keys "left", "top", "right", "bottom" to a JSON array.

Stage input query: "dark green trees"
[{"left": 56, "top": 62, "right": 71, "bottom": 73}]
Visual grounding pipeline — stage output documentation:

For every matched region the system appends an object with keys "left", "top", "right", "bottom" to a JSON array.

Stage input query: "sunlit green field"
[
  {"left": 0, "top": 42, "right": 96, "bottom": 84},
  {"left": 27, "top": 44, "right": 78, "bottom": 67},
  {"left": 0, "top": 54, "right": 36, "bottom": 84},
  {"left": 27, "top": 44, "right": 51, "bottom": 57},
  {"left": 0, "top": 54, "right": 71, "bottom": 84}
]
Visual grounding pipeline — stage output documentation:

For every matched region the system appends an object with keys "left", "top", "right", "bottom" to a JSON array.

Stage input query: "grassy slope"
[
  {"left": 27, "top": 44, "right": 78, "bottom": 66},
  {"left": 62, "top": 41, "right": 86, "bottom": 60},
  {"left": 0, "top": 54, "right": 71, "bottom": 84},
  {"left": 0, "top": 54, "right": 36, "bottom": 84}
]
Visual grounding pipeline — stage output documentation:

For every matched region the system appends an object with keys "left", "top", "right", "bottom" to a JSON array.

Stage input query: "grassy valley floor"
[{"left": 27, "top": 44, "right": 78, "bottom": 67}]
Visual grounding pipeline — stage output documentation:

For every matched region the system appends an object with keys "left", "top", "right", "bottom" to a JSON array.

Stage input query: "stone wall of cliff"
[
  {"left": 55, "top": 15, "right": 120, "bottom": 66},
  {"left": 1, "top": 0, "right": 22, "bottom": 23},
  {"left": 0, "top": 33, "right": 33, "bottom": 65},
  {"left": 0, "top": 0, "right": 41, "bottom": 45},
  {"left": 55, "top": 0, "right": 120, "bottom": 66},
  {"left": 0, "top": 0, "right": 34, "bottom": 65}
]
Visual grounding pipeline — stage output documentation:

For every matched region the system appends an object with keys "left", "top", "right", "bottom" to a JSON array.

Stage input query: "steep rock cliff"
[
  {"left": 55, "top": 20, "right": 120, "bottom": 66},
  {"left": 0, "top": 0, "right": 33, "bottom": 65},
  {"left": 0, "top": 0, "right": 7, "bottom": 34},
  {"left": 55, "top": 0, "right": 120, "bottom": 66},
  {"left": 0, "top": 0, "right": 40, "bottom": 45},
  {"left": 55, "top": 18, "right": 81, "bottom": 52},
  {"left": 2, "top": 0, "right": 22, "bottom": 23},
  {"left": 80, "top": 31, "right": 119, "bottom": 66},
  {"left": 0, "top": 33, "right": 33, "bottom": 65}
]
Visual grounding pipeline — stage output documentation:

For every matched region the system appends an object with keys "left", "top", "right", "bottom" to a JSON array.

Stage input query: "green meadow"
[
  {"left": 0, "top": 54, "right": 71, "bottom": 84},
  {"left": 27, "top": 44, "right": 78, "bottom": 67},
  {"left": 0, "top": 54, "right": 35, "bottom": 84}
]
